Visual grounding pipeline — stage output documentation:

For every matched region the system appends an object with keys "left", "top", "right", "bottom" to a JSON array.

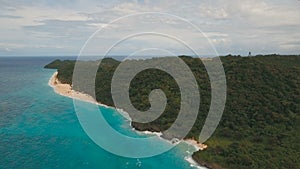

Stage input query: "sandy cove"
[
  {"left": 48, "top": 71, "right": 208, "bottom": 151},
  {"left": 184, "top": 139, "right": 208, "bottom": 151},
  {"left": 49, "top": 72, "right": 99, "bottom": 105}
]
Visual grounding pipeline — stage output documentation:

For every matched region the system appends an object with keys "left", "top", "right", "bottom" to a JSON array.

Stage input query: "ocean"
[{"left": 0, "top": 57, "right": 205, "bottom": 169}]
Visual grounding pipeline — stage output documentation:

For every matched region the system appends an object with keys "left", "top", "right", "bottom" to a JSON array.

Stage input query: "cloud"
[
  {"left": 23, "top": 19, "right": 95, "bottom": 38},
  {"left": 0, "top": 14, "right": 23, "bottom": 19},
  {"left": 0, "top": 0, "right": 300, "bottom": 56}
]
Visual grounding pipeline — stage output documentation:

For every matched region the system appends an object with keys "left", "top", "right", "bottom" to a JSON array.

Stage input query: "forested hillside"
[{"left": 45, "top": 55, "right": 300, "bottom": 169}]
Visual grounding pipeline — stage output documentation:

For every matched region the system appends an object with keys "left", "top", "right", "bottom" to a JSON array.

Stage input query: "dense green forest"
[{"left": 45, "top": 55, "right": 300, "bottom": 169}]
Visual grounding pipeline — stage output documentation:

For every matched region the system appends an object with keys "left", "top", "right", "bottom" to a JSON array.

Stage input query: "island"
[{"left": 45, "top": 55, "right": 300, "bottom": 169}]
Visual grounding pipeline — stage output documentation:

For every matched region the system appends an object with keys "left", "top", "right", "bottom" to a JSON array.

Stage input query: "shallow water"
[{"left": 0, "top": 57, "right": 204, "bottom": 169}]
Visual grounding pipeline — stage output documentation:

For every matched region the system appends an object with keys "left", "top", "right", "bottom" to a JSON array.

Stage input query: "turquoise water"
[{"left": 0, "top": 57, "right": 202, "bottom": 169}]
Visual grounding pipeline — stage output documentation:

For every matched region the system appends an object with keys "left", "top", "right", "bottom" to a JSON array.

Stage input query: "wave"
[{"left": 48, "top": 71, "right": 205, "bottom": 168}]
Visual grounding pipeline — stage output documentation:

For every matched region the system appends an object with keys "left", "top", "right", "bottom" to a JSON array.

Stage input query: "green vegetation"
[{"left": 45, "top": 55, "right": 300, "bottom": 169}]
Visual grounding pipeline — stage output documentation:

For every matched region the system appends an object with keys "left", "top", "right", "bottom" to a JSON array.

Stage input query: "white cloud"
[{"left": 0, "top": 0, "right": 299, "bottom": 56}]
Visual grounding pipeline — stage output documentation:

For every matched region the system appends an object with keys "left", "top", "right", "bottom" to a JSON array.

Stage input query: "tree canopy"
[{"left": 45, "top": 55, "right": 300, "bottom": 169}]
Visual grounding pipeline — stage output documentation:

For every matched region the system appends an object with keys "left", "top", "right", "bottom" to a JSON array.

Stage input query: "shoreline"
[
  {"left": 48, "top": 71, "right": 208, "bottom": 168},
  {"left": 48, "top": 72, "right": 99, "bottom": 105},
  {"left": 49, "top": 72, "right": 134, "bottom": 122},
  {"left": 184, "top": 139, "right": 208, "bottom": 151}
]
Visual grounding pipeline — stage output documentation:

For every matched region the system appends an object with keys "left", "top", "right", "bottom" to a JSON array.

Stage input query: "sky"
[{"left": 0, "top": 0, "right": 300, "bottom": 57}]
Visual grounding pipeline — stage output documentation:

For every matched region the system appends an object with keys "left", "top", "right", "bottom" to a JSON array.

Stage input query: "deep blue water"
[{"left": 0, "top": 57, "right": 203, "bottom": 169}]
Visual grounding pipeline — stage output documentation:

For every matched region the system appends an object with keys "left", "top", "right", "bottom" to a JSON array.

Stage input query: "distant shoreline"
[{"left": 48, "top": 71, "right": 208, "bottom": 168}]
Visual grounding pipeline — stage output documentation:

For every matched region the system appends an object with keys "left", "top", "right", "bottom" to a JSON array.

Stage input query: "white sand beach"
[
  {"left": 49, "top": 72, "right": 99, "bottom": 105},
  {"left": 184, "top": 139, "right": 208, "bottom": 151},
  {"left": 48, "top": 71, "right": 207, "bottom": 154}
]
